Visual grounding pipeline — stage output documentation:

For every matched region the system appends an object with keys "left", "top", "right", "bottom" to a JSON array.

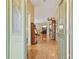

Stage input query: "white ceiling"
[{"left": 31, "top": 0, "right": 58, "bottom": 23}]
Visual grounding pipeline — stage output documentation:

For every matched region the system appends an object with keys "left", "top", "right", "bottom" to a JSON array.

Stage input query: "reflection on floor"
[{"left": 27, "top": 39, "right": 59, "bottom": 59}]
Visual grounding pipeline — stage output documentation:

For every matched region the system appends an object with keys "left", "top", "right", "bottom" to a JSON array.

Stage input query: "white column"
[
  {"left": 28, "top": 13, "right": 31, "bottom": 46},
  {"left": 47, "top": 20, "right": 50, "bottom": 41}
]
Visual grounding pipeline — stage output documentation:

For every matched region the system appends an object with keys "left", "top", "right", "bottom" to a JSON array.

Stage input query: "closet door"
[
  {"left": 57, "top": 0, "right": 67, "bottom": 59},
  {"left": 7, "top": 0, "right": 26, "bottom": 59}
]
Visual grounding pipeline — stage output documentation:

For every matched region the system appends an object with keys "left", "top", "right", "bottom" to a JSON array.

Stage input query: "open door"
[
  {"left": 7, "top": 0, "right": 26, "bottom": 59},
  {"left": 57, "top": 0, "right": 67, "bottom": 59}
]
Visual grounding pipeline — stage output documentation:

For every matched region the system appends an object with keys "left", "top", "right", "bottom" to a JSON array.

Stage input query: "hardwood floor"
[{"left": 27, "top": 39, "right": 59, "bottom": 59}]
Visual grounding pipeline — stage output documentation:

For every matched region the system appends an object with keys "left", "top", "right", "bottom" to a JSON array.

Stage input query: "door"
[
  {"left": 57, "top": 0, "right": 67, "bottom": 59},
  {"left": 52, "top": 20, "right": 56, "bottom": 40},
  {"left": 7, "top": 0, "right": 26, "bottom": 59}
]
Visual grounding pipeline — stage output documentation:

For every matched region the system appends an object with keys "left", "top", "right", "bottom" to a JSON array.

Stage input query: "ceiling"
[{"left": 31, "top": 0, "right": 58, "bottom": 23}]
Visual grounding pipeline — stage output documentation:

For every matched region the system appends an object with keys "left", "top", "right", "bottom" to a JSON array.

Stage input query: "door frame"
[
  {"left": 27, "top": 13, "right": 31, "bottom": 46},
  {"left": 67, "top": 0, "right": 73, "bottom": 59},
  {"left": 6, "top": 0, "right": 73, "bottom": 59}
]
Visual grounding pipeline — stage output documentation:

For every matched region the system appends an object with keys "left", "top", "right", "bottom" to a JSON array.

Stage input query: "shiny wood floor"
[{"left": 27, "top": 39, "right": 59, "bottom": 59}]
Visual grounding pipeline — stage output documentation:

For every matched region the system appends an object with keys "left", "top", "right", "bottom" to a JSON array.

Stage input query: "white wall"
[{"left": 34, "top": 18, "right": 47, "bottom": 23}]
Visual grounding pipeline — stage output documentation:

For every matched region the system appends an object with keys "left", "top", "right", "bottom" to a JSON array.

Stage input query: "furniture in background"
[{"left": 31, "top": 23, "right": 37, "bottom": 44}]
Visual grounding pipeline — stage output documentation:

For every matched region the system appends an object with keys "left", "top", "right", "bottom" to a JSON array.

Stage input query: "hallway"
[
  {"left": 27, "top": 0, "right": 67, "bottom": 59},
  {"left": 7, "top": 0, "right": 69, "bottom": 59},
  {"left": 27, "top": 39, "right": 59, "bottom": 59}
]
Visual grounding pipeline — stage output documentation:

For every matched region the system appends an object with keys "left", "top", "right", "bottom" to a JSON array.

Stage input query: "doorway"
[
  {"left": 26, "top": 0, "right": 67, "bottom": 59},
  {"left": 6, "top": 0, "right": 71, "bottom": 59}
]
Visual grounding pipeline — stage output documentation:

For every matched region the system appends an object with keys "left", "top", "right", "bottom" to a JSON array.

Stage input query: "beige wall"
[{"left": 27, "top": 0, "right": 34, "bottom": 23}]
